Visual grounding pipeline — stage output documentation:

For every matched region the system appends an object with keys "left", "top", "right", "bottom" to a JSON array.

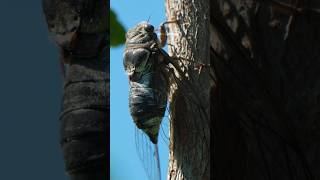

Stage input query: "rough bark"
[
  {"left": 211, "top": 0, "right": 320, "bottom": 179},
  {"left": 165, "top": 0, "right": 212, "bottom": 179}
]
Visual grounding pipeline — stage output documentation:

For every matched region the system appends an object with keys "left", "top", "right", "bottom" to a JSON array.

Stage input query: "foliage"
[{"left": 110, "top": 9, "right": 126, "bottom": 47}]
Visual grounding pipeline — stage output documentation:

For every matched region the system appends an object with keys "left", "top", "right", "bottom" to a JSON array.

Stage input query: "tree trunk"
[
  {"left": 211, "top": 0, "right": 320, "bottom": 179},
  {"left": 61, "top": 46, "right": 108, "bottom": 180},
  {"left": 165, "top": 0, "right": 212, "bottom": 179},
  {"left": 43, "top": 1, "right": 109, "bottom": 179}
]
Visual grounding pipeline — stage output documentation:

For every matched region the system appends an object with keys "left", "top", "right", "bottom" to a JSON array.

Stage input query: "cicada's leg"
[
  {"left": 158, "top": 20, "right": 178, "bottom": 48},
  {"left": 162, "top": 43, "right": 211, "bottom": 75}
]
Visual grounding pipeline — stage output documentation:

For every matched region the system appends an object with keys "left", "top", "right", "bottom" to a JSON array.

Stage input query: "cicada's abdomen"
[
  {"left": 128, "top": 53, "right": 168, "bottom": 144},
  {"left": 124, "top": 22, "right": 168, "bottom": 144}
]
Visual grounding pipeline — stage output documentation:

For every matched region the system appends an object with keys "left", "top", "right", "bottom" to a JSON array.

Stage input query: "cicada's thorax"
[{"left": 124, "top": 22, "right": 168, "bottom": 144}]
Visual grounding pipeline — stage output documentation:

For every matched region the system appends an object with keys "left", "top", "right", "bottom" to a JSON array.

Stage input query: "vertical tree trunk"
[
  {"left": 61, "top": 46, "right": 108, "bottom": 180},
  {"left": 211, "top": 0, "right": 320, "bottom": 179},
  {"left": 43, "top": 1, "right": 109, "bottom": 179},
  {"left": 165, "top": 0, "right": 212, "bottom": 179}
]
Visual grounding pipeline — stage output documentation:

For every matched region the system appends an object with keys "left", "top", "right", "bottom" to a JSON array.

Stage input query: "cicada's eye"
[{"left": 144, "top": 24, "right": 154, "bottom": 33}]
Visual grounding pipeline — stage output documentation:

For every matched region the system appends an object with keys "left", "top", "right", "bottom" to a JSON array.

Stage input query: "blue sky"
[{"left": 110, "top": 1, "right": 170, "bottom": 179}]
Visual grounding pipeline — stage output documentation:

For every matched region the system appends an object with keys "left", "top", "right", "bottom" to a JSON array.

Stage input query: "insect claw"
[
  {"left": 158, "top": 19, "right": 178, "bottom": 32},
  {"left": 162, "top": 19, "right": 179, "bottom": 25},
  {"left": 196, "top": 64, "right": 204, "bottom": 75}
]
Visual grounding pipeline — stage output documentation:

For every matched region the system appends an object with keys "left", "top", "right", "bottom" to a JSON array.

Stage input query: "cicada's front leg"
[
  {"left": 158, "top": 20, "right": 211, "bottom": 75},
  {"left": 158, "top": 20, "right": 178, "bottom": 48}
]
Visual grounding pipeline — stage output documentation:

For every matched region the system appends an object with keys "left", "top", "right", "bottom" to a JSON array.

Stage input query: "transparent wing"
[
  {"left": 159, "top": 108, "right": 170, "bottom": 146},
  {"left": 135, "top": 127, "right": 161, "bottom": 180},
  {"left": 134, "top": 107, "right": 171, "bottom": 180}
]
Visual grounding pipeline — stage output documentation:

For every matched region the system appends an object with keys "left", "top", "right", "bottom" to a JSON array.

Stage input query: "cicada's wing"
[
  {"left": 123, "top": 48, "right": 152, "bottom": 82},
  {"left": 134, "top": 110, "right": 170, "bottom": 180},
  {"left": 135, "top": 127, "right": 161, "bottom": 180},
  {"left": 159, "top": 108, "right": 170, "bottom": 146}
]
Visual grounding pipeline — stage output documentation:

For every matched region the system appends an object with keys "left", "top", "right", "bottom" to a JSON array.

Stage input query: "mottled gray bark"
[
  {"left": 165, "top": 0, "right": 212, "bottom": 179},
  {"left": 211, "top": 0, "right": 320, "bottom": 179}
]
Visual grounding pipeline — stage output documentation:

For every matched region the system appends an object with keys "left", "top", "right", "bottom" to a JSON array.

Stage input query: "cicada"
[
  {"left": 124, "top": 22, "right": 170, "bottom": 144},
  {"left": 123, "top": 20, "right": 181, "bottom": 180}
]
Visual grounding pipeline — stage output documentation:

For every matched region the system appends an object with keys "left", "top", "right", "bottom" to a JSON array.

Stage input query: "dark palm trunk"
[
  {"left": 60, "top": 48, "right": 108, "bottom": 179},
  {"left": 43, "top": 1, "right": 109, "bottom": 179},
  {"left": 211, "top": 0, "right": 320, "bottom": 179}
]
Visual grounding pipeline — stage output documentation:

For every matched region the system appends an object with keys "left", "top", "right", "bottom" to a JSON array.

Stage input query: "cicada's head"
[{"left": 125, "top": 21, "right": 158, "bottom": 48}]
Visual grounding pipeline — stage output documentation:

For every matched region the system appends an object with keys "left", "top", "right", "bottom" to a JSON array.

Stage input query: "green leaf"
[{"left": 110, "top": 9, "right": 126, "bottom": 47}]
